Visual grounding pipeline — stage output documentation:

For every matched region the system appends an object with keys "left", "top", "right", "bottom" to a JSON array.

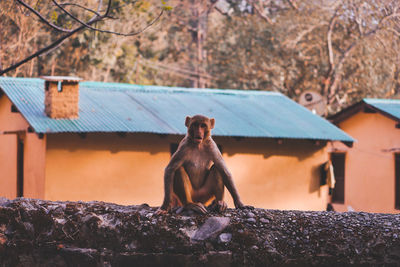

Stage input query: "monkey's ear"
[
  {"left": 210, "top": 118, "right": 215, "bottom": 129},
  {"left": 185, "top": 116, "right": 191, "bottom": 127}
]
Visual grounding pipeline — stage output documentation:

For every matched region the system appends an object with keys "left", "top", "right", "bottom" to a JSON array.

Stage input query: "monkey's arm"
[
  {"left": 211, "top": 145, "right": 244, "bottom": 208},
  {"left": 160, "top": 150, "right": 186, "bottom": 211}
]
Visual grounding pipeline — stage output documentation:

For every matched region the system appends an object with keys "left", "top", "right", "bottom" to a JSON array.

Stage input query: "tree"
[
  {"left": 0, "top": 0, "right": 164, "bottom": 76},
  {"left": 206, "top": 0, "right": 400, "bottom": 114},
  {"left": 4, "top": 0, "right": 399, "bottom": 115}
]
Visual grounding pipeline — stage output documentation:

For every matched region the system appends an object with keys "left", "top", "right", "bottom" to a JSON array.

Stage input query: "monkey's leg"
[
  {"left": 194, "top": 165, "right": 227, "bottom": 212},
  {"left": 173, "top": 167, "right": 207, "bottom": 214}
]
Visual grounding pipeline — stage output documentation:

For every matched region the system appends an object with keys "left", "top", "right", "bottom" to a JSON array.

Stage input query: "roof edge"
[
  {"left": 0, "top": 77, "right": 283, "bottom": 97},
  {"left": 329, "top": 99, "right": 400, "bottom": 124},
  {"left": 39, "top": 130, "right": 353, "bottom": 143},
  {"left": 81, "top": 81, "right": 283, "bottom": 96},
  {"left": 328, "top": 100, "right": 365, "bottom": 124}
]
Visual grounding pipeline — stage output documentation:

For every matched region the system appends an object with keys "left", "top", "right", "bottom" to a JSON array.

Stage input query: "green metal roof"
[
  {"left": 0, "top": 77, "right": 353, "bottom": 142},
  {"left": 363, "top": 98, "right": 400, "bottom": 121}
]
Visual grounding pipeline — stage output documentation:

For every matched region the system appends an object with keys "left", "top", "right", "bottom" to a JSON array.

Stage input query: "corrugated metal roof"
[
  {"left": 0, "top": 77, "right": 353, "bottom": 142},
  {"left": 364, "top": 98, "right": 400, "bottom": 121}
]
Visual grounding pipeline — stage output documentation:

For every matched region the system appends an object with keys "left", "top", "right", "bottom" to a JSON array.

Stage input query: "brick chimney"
[{"left": 42, "top": 76, "right": 82, "bottom": 119}]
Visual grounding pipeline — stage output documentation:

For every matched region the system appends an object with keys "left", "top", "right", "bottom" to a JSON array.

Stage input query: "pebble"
[
  {"left": 246, "top": 212, "right": 256, "bottom": 218},
  {"left": 246, "top": 218, "right": 256, "bottom": 224},
  {"left": 218, "top": 233, "right": 232, "bottom": 243}
]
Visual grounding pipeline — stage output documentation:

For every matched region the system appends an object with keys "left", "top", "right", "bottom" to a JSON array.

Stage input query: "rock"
[
  {"left": 192, "top": 217, "right": 230, "bottom": 241},
  {"left": 0, "top": 198, "right": 400, "bottom": 266},
  {"left": 246, "top": 212, "right": 255, "bottom": 218},
  {"left": 218, "top": 233, "right": 232, "bottom": 243},
  {"left": 0, "top": 198, "right": 9, "bottom": 206},
  {"left": 246, "top": 218, "right": 256, "bottom": 224}
]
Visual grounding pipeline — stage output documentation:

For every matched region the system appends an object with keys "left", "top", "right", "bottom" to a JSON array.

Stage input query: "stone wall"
[{"left": 1, "top": 198, "right": 400, "bottom": 266}]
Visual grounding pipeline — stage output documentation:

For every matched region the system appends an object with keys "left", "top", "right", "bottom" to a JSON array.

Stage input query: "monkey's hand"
[
  {"left": 208, "top": 200, "right": 227, "bottom": 213},
  {"left": 234, "top": 200, "right": 253, "bottom": 210},
  {"left": 237, "top": 204, "right": 254, "bottom": 210},
  {"left": 184, "top": 203, "right": 208, "bottom": 214},
  {"left": 156, "top": 200, "right": 171, "bottom": 215},
  {"left": 156, "top": 208, "right": 169, "bottom": 215},
  {"left": 234, "top": 199, "right": 245, "bottom": 209}
]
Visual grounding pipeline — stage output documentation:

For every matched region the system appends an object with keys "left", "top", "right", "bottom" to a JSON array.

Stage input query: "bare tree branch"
[
  {"left": 0, "top": 0, "right": 164, "bottom": 75},
  {"left": 0, "top": 21, "right": 96, "bottom": 76},
  {"left": 283, "top": 24, "right": 325, "bottom": 49},
  {"left": 16, "top": 0, "right": 73, "bottom": 32},
  {"left": 327, "top": 9, "right": 339, "bottom": 69},
  {"left": 53, "top": 0, "right": 164, "bottom": 37},
  {"left": 324, "top": 4, "right": 400, "bottom": 104},
  {"left": 286, "top": 0, "right": 298, "bottom": 10},
  {"left": 140, "top": 58, "right": 215, "bottom": 80},
  {"left": 251, "top": 0, "right": 273, "bottom": 24},
  {"left": 58, "top": 2, "right": 101, "bottom": 17}
]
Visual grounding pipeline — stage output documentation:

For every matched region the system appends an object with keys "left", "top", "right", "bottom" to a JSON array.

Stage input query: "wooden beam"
[
  {"left": 2, "top": 130, "right": 26, "bottom": 134},
  {"left": 363, "top": 106, "right": 377, "bottom": 113},
  {"left": 11, "top": 104, "right": 19, "bottom": 113},
  {"left": 343, "top": 141, "right": 353, "bottom": 148},
  {"left": 117, "top": 132, "right": 127, "bottom": 138},
  {"left": 158, "top": 134, "right": 168, "bottom": 139}
]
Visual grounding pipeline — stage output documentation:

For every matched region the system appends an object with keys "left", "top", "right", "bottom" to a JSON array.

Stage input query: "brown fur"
[{"left": 159, "top": 115, "right": 244, "bottom": 213}]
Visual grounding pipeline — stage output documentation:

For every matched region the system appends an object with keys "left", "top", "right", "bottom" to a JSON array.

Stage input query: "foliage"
[{"left": 1, "top": 0, "right": 400, "bottom": 114}]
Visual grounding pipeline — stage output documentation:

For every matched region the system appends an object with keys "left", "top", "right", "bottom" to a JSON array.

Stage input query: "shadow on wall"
[
  {"left": 215, "top": 136, "right": 327, "bottom": 162},
  {"left": 48, "top": 133, "right": 326, "bottom": 162},
  {"left": 47, "top": 133, "right": 179, "bottom": 155},
  {"left": 309, "top": 164, "right": 324, "bottom": 195}
]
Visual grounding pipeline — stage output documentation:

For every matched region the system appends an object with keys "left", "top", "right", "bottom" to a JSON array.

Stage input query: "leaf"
[
  {"left": 161, "top": 0, "right": 173, "bottom": 11},
  {"left": 51, "top": 11, "right": 58, "bottom": 24},
  {"left": 162, "top": 5, "right": 173, "bottom": 11}
]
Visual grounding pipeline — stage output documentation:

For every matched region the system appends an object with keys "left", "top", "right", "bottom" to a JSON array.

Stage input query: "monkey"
[{"left": 158, "top": 115, "right": 245, "bottom": 214}]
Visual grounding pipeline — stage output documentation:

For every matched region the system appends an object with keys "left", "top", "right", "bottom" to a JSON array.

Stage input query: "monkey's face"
[{"left": 185, "top": 115, "right": 215, "bottom": 144}]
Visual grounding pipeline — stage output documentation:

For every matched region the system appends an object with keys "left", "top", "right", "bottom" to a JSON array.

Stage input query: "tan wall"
[
  {"left": 215, "top": 137, "right": 330, "bottom": 211},
  {"left": 45, "top": 133, "right": 329, "bottom": 211},
  {"left": 45, "top": 133, "right": 171, "bottom": 205},
  {"left": 24, "top": 133, "right": 46, "bottom": 199},
  {"left": 0, "top": 95, "right": 29, "bottom": 132},
  {"left": 0, "top": 94, "right": 46, "bottom": 200},
  {"left": 0, "top": 134, "right": 17, "bottom": 198},
  {"left": 0, "top": 95, "right": 26, "bottom": 199},
  {"left": 331, "top": 111, "right": 400, "bottom": 213}
]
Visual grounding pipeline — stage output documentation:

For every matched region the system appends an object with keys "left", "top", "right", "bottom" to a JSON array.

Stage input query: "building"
[
  {"left": 329, "top": 99, "right": 400, "bottom": 213},
  {"left": 0, "top": 77, "right": 353, "bottom": 210}
]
